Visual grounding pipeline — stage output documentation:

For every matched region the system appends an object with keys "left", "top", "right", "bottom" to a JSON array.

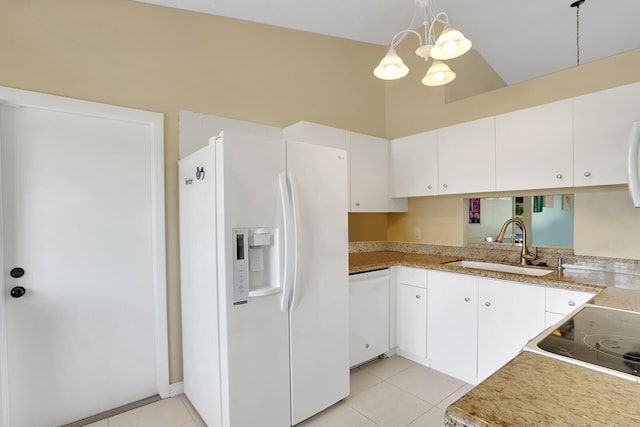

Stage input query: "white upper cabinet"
[
  {"left": 284, "top": 122, "right": 406, "bottom": 213},
  {"left": 495, "top": 99, "right": 573, "bottom": 191},
  {"left": 573, "top": 82, "right": 640, "bottom": 187},
  {"left": 438, "top": 117, "right": 496, "bottom": 194},
  {"left": 390, "top": 130, "right": 438, "bottom": 197},
  {"left": 284, "top": 121, "right": 350, "bottom": 151},
  {"left": 350, "top": 132, "right": 407, "bottom": 212}
]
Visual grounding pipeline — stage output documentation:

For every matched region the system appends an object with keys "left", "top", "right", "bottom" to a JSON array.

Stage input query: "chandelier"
[{"left": 373, "top": 0, "right": 472, "bottom": 86}]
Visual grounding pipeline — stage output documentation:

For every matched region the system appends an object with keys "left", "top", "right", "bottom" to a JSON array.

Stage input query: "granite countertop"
[
  {"left": 445, "top": 350, "right": 640, "bottom": 427},
  {"left": 348, "top": 251, "right": 640, "bottom": 293},
  {"left": 445, "top": 287, "right": 640, "bottom": 426}
]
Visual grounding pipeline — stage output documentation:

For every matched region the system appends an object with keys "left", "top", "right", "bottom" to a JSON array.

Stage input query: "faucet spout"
[{"left": 495, "top": 217, "right": 537, "bottom": 265}]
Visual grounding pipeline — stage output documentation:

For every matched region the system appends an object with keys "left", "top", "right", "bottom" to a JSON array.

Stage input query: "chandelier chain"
[
  {"left": 576, "top": 4, "right": 580, "bottom": 66},
  {"left": 571, "top": 0, "right": 586, "bottom": 66}
]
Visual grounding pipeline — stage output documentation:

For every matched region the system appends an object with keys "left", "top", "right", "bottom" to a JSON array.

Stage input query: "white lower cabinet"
[
  {"left": 427, "top": 271, "right": 478, "bottom": 384},
  {"left": 349, "top": 270, "right": 390, "bottom": 367},
  {"left": 392, "top": 268, "right": 597, "bottom": 385},
  {"left": 396, "top": 267, "right": 427, "bottom": 363},
  {"left": 477, "top": 278, "right": 545, "bottom": 382},
  {"left": 426, "top": 271, "right": 546, "bottom": 385}
]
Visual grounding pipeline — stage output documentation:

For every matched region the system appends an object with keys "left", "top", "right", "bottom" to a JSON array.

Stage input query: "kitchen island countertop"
[{"left": 445, "top": 286, "right": 640, "bottom": 426}]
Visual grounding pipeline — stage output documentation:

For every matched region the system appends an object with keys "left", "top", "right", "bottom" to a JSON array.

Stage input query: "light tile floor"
[
  {"left": 84, "top": 356, "right": 472, "bottom": 427},
  {"left": 300, "top": 356, "right": 474, "bottom": 427}
]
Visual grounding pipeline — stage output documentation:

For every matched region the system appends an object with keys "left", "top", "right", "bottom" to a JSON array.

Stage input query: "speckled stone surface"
[
  {"left": 445, "top": 285, "right": 640, "bottom": 426},
  {"left": 445, "top": 351, "right": 640, "bottom": 427},
  {"left": 349, "top": 242, "right": 640, "bottom": 291},
  {"left": 350, "top": 241, "right": 640, "bottom": 274},
  {"left": 591, "top": 286, "right": 640, "bottom": 312},
  {"left": 349, "top": 251, "right": 640, "bottom": 293}
]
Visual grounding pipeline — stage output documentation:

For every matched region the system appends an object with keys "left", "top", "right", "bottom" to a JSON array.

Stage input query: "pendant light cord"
[{"left": 571, "top": 0, "right": 586, "bottom": 66}]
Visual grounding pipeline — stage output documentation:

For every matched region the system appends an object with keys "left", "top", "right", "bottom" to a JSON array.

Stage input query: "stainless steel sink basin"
[{"left": 445, "top": 260, "right": 554, "bottom": 277}]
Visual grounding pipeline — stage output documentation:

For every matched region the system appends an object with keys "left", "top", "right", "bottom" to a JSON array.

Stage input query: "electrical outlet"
[{"left": 413, "top": 227, "right": 421, "bottom": 241}]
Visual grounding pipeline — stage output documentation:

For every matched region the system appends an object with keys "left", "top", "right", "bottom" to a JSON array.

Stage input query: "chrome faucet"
[{"left": 495, "top": 217, "right": 537, "bottom": 265}]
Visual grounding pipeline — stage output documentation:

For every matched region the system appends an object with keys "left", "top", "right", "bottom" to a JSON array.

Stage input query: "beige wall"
[
  {"left": 348, "top": 213, "right": 388, "bottom": 241},
  {"left": 0, "top": 0, "right": 387, "bottom": 383},
  {"left": 3, "top": 0, "right": 640, "bottom": 386}
]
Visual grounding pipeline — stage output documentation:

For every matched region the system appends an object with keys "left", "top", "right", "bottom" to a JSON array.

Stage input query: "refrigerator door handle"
[
  {"left": 288, "top": 172, "right": 301, "bottom": 310},
  {"left": 279, "top": 171, "right": 294, "bottom": 312},
  {"left": 628, "top": 121, "right": 640, "bottom": 207}
]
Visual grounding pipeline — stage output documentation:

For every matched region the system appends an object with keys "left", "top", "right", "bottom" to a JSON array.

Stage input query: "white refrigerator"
[{"left": 179, "top": 131, "right": 349, "bottom": 426}]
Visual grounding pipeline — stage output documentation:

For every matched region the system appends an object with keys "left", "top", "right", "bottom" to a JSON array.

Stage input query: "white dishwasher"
[{"left": 349, "top": 268, "right": 390, "bottom": 367}]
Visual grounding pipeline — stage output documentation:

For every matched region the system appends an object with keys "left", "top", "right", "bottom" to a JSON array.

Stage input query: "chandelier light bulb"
[
  {"left": 422, "top": 61, "right": 456, "bottom": 86},
  {"left": 373, "top": 48, "right": 409, "bottom": 80},
  {"left": 430, "top": 26, "right": 472, "bottom": 60}
]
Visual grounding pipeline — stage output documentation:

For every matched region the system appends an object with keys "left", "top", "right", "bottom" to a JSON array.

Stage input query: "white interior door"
[{"left": 0, "top": 97, "right": 166, "bottom": 427}]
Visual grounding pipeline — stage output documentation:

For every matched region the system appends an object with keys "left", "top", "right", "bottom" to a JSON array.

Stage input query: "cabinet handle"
[
  {"left": 355, "top": 202, "right": 360, "bottom": 207},
  {"left": 568, "top": 301, "right": 576, "bottom": 306},
  {"left": 556, "top": 173, "right": 563, "bottom": 179},
  {"left": 365, "top": 343, "right": 370, "bottom": 348},
  {"left": 584, "top": 171, "right": 591, "bottom": 177},
  {"left": 415, "top": 294, "right": 421, "bottom": 299},
  {"left": 427, "top": 185, "right": 432, "bottom": 190},
  {"left": 442, "top": 184, "right": 448, "bottom": 189},
  {"left": 485, "top": 301, "right": 491, "bottom": 307},
  {"left": 464, "top": 297, "right": 470, "bottom": 302}
]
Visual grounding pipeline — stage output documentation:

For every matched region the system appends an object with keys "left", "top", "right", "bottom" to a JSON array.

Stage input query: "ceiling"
[{"left": 135, "top": 0, "right": 640, "bottom": 85}]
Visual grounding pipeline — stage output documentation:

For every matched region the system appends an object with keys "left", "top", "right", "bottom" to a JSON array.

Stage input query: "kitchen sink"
[{"left": 445, "top": 260, "right": 554, "bottom": 277}]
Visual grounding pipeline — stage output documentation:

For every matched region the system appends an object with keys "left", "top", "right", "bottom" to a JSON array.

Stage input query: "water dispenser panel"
[
  {"left": 233, "top": 227, "right": 280, "bottom": 302},
  {"left": 233, "top": 229, "right": 249, "bottom": 301}
]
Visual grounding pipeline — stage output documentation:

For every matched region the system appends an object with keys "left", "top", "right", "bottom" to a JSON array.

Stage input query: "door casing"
[{"left": 0, "top": 86, "right": 169, "bottom": 427}]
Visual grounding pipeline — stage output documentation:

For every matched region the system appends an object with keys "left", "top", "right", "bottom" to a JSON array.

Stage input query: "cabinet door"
[
  {"left": 349, "top": 271, "right": 390, "bottom": 367},
  {"left": 390, "top": 131, "right": 438, "bottom": 197},
  {"left": 427, "top": 271, "right": 478, "bottom": 384},
  {"left": 573, "top": 83, "right": 640, "bottom": 186},
  {"left": 350, "top": 133, "right": 407, "bottom": 212},
  {"left": 438, "top": 117, "right": 496, "bottom": 194},
  {"left": 477, "top": 279, "right": 545, "bottom": 382},
  {"left": 495, "top": 99, "right": 573, "bottom": 191},
  {"left": 396, "top": 284, "right": 427, "bottom": 358}
]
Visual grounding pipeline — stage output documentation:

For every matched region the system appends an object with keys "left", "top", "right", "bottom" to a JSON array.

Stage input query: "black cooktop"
[{"left": 528, "top": 305, "right": 640, "bottom": 380}]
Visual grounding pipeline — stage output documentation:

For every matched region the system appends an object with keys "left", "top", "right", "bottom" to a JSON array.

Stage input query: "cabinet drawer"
[
  {"left": 397, "top": 267, "right": 427, "bottom": 288},
  {"left": 545, "top": 311, "right": 566, "bottom": 328},
  {"left": 546, "top": 287, "right": 596, "bottom": 315}
]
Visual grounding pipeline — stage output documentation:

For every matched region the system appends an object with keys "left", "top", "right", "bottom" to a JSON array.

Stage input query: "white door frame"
[{"left": 0, "top": 86, "right": 169, "bottom": 427}]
